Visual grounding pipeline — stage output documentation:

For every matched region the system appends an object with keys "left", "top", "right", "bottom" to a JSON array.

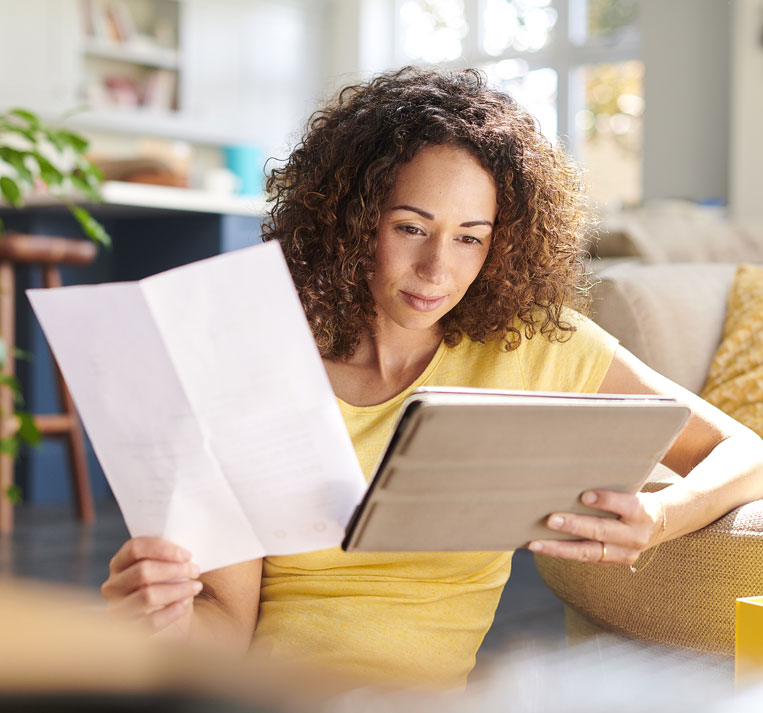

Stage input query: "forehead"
[{"left": 387, "top": 144, "right": 497, "bottom": 216}]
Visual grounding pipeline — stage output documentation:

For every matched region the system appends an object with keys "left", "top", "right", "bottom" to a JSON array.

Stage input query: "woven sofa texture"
[{"left": 534, "top": 261, "right": 763, "bottom": 655}]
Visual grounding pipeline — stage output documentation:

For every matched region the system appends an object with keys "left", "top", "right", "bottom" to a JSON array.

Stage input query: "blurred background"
[{"left": 1, "top": 0, "right": 760, "bottom": 218}]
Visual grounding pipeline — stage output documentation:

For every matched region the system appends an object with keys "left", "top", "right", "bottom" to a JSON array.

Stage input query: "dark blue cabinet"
[{"left": 0, "top": 204, "right": 261, "bottom": 507}]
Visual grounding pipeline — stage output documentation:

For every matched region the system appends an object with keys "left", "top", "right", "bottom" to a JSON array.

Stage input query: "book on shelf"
[
  {"left": 79, "top": 0, "right": 139, "bottom": 45},
  {"left": 142, "top": 69, "right": 177, "bottom": 111}
]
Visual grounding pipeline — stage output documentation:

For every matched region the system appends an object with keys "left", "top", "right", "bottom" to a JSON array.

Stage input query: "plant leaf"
[
  {"left": 70, "top": 172, "right": 101, "bottom": 202},
  {"left": 9, "top": 108, "right": 39, "bottom": 127},
  {"left": 0, "top": 176, "right": 22, "bottom": 206},
  {"left": 44, "top": 129, "right": 65, "bottom": 153},
  {"left": 84, "top": 161, "right": 105, "bottom": 184},
  {"left": 69, "top": 205, "right": 112, "bottom": 248},
  {"left": 31, "top": 152, "right": 64, "bottom": 186},
  {"left": 0, "top": 342, "right": 33, "bottom": 367},
  {"left": 12, "top": 347, "right": 33, "bottom": 363},
  {"left": 1, "top": 125, "right": 37, "bottom": 143},
  {"left": 0, "top": 373, "right": 24, "bottom": 406},
  {"left": 59, "top": 104, "right": 91, "bottom": 121},
  {"left": 0, "top": 147, "right": 34, "bottom": 185},
  {"left": 0, "top": 437, "right": 19, "bottom": 458},
  {"left": 16, "top": 411, "right": 41, "bottom": 446},
  {"left": 55, "top": 130, "right": 89, "bottom": 154},
  {"left": 4, "top": 483, "right": 22, "bottom": 504},
  {"left": 0, "top": 371, "right": 22, "bottom": 391}
]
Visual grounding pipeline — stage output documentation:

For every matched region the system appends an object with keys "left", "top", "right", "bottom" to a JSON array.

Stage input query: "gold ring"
[{"left": 600, "top": 542, "right": 607, "bottom": 563}]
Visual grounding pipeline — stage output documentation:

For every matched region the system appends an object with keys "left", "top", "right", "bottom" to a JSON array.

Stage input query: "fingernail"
[
  {"left": 192, "top": 581, "right": 203, "bottom": 593},
  {"left": 183, "top": 597, "right": 194, "bottom": 607},
  {"left": 178, "top": 547, "right": 192, "bottom": 560},
  {"left": 548, "top": 515, "right": 564, "bottom": 529},
  {"left": 582, "top": 491, "right": 597, "bottom": 505},
  {"left": 189, "top": 563, "right": 200, "bottom": 577},
  {"left": 528, "top": 542, "right": 543, "bottom": 552}
]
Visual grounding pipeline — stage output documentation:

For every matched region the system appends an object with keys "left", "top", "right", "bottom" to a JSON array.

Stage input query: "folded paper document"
[{"left": 28, "top": 242, "right": 366, "bottom": 572}]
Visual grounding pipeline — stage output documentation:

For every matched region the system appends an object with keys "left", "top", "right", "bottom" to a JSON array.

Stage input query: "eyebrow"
[{"left": 389, "top": 204, "right": 493, "bottom": 229}]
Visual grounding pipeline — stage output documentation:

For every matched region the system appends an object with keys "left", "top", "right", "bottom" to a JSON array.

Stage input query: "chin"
[{"left": 392, "top": 308, "right": 449, "bottom": 333}]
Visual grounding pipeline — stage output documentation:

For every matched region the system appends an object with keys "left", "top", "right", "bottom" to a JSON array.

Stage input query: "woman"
[{"left": 102, "top": 67, "right": 763, "bottom": 689}]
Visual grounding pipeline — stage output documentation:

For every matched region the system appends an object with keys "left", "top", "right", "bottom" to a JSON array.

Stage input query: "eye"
[
  {"left": 458, "top": 235, "right": 484, "bottom": 246},
  {"left": 396, "top": 225, "right": 424, "bottom": 236}
]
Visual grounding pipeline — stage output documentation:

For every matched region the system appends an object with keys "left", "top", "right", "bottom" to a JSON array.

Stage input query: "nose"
[{"left": 415, "top": 236, "right": 448, "bottom": 285}]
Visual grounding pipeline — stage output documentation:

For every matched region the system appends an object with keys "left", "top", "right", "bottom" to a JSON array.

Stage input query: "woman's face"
[{"left": 368, "top": 144, "right": 497, "bottom": 335}]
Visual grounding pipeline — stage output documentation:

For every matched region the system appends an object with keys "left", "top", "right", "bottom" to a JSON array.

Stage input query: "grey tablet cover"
[{"left": 342, "top": 388, "right": 690, "bottom": 552}]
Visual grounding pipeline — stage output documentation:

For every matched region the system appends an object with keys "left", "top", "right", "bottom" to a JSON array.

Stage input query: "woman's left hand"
[{"left": 527, "top": 490, "right": 665, "bottom": 566}]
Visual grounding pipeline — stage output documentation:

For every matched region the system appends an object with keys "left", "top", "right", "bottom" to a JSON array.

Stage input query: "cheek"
[
  {"left": 461, "top": 251, "right": 490, "bottom": 289},
  {"left": 373, "top": 233, "right": 408, "bottom": 282}
]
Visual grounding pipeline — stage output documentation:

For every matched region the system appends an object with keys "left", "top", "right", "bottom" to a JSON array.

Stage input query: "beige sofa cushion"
[
  {"left": 591, "top": 262, "right": 737, "bottom": 394},
  {"left": 596, "top": 201, "right": 763, "bottom": 263}
]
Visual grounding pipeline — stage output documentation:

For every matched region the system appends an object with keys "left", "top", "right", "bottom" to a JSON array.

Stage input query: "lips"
[{"left": 400, "top": 291, "right": 447, "bottom": 312}]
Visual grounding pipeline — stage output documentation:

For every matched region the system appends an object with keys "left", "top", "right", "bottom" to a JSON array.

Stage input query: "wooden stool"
[{"left": 0, "top": 233, "right": 98, "bottom": 533}]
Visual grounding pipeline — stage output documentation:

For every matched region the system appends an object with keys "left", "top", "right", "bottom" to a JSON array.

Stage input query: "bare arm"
[
  {"left": 190, "top": 559, "right": 262, "bottom": 653},
  {"left": 102, "top": 537, "right": 262, "bottom": 653},
  {"left": 528, "top": 345, "right": 763, "bottom": 564}
]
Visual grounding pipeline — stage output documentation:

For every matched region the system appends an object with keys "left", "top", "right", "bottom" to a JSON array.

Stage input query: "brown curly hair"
[{"left": 261, "top": 66, "right": 591, "bottom": 360}]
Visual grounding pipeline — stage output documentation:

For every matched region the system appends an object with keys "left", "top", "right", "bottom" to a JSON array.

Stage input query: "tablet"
[{"left": 342, "top": 387, "right": 690, "bottom": 552}]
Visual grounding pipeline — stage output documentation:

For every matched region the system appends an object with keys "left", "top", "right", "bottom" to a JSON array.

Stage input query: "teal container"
[{"left": 223, "top": 144, "right": 264, "bottom": 196}]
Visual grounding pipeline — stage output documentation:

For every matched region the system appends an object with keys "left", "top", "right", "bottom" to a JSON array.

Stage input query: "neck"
[{"left": 350, "top": 314, "right": 443, "bottom": 381}]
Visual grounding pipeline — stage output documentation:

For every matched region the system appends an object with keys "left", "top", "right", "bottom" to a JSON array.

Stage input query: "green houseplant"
[{"left": 0, "top": 107, "right": 111, "bottom": 503}]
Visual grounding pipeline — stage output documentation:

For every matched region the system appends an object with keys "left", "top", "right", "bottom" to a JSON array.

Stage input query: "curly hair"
[{"left": 261, "top": 66, "right": 591, "bottom": 360}]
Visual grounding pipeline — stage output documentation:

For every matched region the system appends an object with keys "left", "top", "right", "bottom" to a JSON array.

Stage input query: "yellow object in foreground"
[{"left": 736, "top": 596, "right": 763, "bottom": 684}]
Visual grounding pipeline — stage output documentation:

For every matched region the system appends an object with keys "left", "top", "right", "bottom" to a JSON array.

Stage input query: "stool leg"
[
  {"left": 42, "top": 266, "right": 95, "bottom": 524},
  {"left": 0, "top": 261, "right": 15, "bottom": 533}
]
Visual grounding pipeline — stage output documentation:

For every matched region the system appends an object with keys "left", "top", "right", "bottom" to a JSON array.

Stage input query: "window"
[{"left": 386, "top": 0, "right": 641, "bottom": 212}]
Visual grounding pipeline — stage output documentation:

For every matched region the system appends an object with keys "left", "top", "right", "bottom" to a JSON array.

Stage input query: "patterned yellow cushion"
[{"left": 700, "top": 263, "right": 763, "bottom": 437}]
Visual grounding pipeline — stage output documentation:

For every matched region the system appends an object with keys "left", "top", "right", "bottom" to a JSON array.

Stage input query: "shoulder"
[
  {"left": 448, "top": 308, "right": 612, "bottom": 359},
  {"left": 436, "top": 309, "right": 618, "bottom": 394},
  {"left": 515, "top": 306, "right": 616, "bottom": 348},
  {"left": 513, "top": 307, "right": 619, "bottom": 393}
]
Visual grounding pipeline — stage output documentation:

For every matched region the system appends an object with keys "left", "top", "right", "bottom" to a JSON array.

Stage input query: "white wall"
[
  {"left": 640, "top": 0, "right": 731, "bottom": 205},
  {"left": 730, "top": 0, "right": 763, "bottom": 223}
]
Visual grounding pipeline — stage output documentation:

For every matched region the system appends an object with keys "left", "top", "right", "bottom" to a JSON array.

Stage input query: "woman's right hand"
[{"left": 101, "top": 537, "right": 202, "bottom": 639}]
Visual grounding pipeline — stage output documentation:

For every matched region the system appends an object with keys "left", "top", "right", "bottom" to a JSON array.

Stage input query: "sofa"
[{"left": 534, "top": 258, "right": 763, "bottom": 657}]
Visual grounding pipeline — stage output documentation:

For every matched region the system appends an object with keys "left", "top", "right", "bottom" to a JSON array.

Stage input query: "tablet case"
[{"left": 342, "top": 388, "right": 690, "bottom": 552}]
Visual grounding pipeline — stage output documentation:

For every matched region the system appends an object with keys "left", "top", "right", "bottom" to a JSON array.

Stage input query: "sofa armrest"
[{"left": 534, "top": 480, "right": 763, "bottom": 656}]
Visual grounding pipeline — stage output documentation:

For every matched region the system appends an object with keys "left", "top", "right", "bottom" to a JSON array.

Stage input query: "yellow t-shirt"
[{"left": 252, "top": 310, "right": 618, "bottom": 688}]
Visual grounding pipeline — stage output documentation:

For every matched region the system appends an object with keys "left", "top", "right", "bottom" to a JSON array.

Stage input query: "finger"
[
  {"left": 102, "top": 559, "right": 200, "bottom": 600},
  {"left": 579, "top": 490, "right": 644, "bottom": 521},
  {"left": 109, "top": 580, "right": 203, "bottom": 619},
  {"left": 146, "top": 598, "right": 194, "bottom": 633},
  {"left": 110, "top": 538, "right": 192, "bottom": 574},
  {"left": 545, "top": 511, "right": 629, "bottom": 544},
  {"left": 528, "top": 539, "right": 637, "bottom": 565}
]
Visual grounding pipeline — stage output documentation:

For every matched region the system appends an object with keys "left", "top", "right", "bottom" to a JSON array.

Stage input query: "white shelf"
[
  {"left": 82, "top": 38, "right": 180, "bottom": 70},
  {"left": 23, "top": 181, "right": 267, "bottom": 218},
  {"left": 65, "top": 108, "right": 255, "bottom": 147},
  {"left": 99, "top": 181, "right": 267, "bottom": 216}
]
